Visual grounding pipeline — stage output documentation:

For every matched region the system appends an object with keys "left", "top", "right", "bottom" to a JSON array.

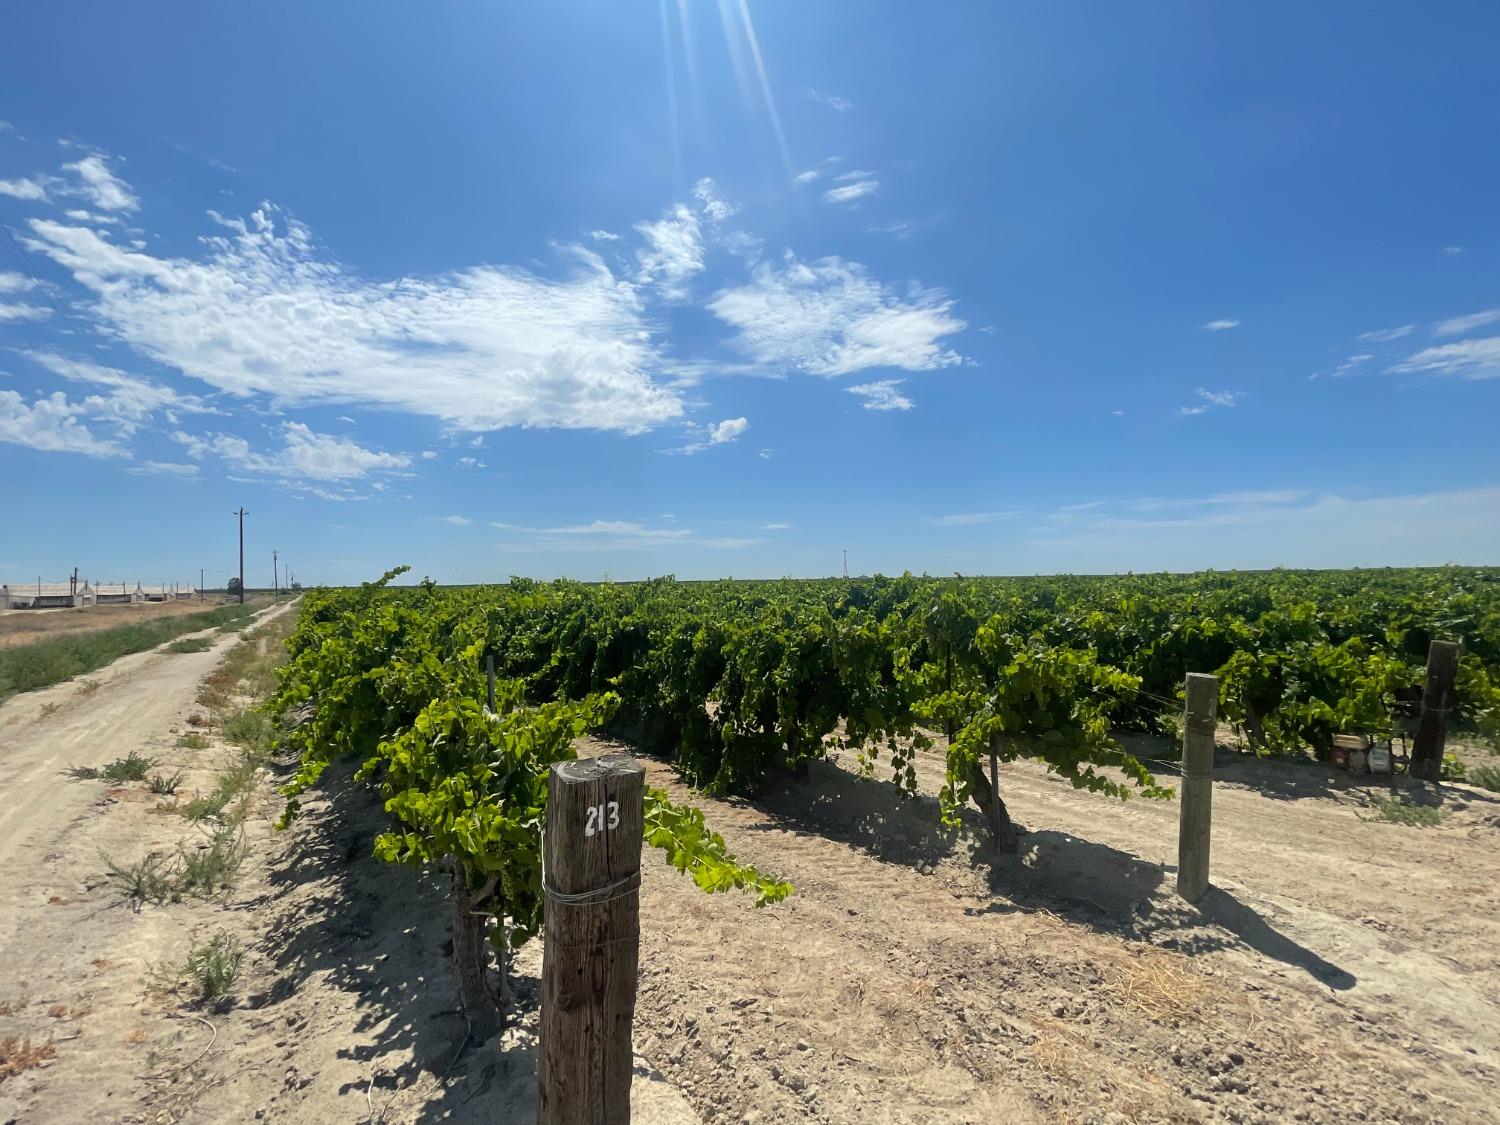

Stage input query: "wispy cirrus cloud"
[
  {"left": 635, "top": 203, "right": 705, "bottom": 300},
  {"left": 847, "top": 379, "right": 912, "bottom": 411},
  {"left": 823, "top": 170, "right": 879, "bottom": 205},
  {"left": 1179, "top": 387, "right": 1246, "bottom": 415},
  {"left": 25, "top": 204, "right": 684, "bottom": 435},
  {"left": 1433, "top": 308, "right": 1500, "bottom": 337},
  {"left": 1388, "top": 336, "right": 1500, "bottom": 381},
  {"left": 809, "top": 89, "right": 853, "bottom": 112},
  {"left": 708, "top": 253, "right": 965, "bottom": 377},
  {"left": 926, "top": 511, "right": 1022, "bottom": 527},
  {"left": 1202, "top": 318, "right": 1241, "bottom": 331},
  {"left": 443, "top": 515, "right": 473, "bottom": 526},
  {"left": 1357, "top": 325, "right": 1413, "bottom": 343},
  {"left": 489, "top": 517, "right": 758, "bottom": 552}
]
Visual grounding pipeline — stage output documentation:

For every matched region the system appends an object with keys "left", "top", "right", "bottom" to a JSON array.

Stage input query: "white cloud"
[
  {"left": 1202, "top": 319, "right": 1241, "bottom": 331},
  {"left": 0, "top": 121, "right": 11, "bottom": 132},
  {"left": 1388, "top": 336, "right": 1500, "bottom": 381},
  {"left": 491, "top": 517, "right": 759, "bottom": 553},
  {"left": 61, "top": 154, "right": 139, "bottom": 213},
  {"left": 0, "top": 302, "right": 50, "bottom": 322},
  {"left": 761, "top": 522, "right": 792, "bottom": 530},
  {"left": 0, "top": 177, "right": 49, "bottom": 202},
  {"left": 420, "top": 450, "right": 438, "bottom": 460},
  {"left": 927, "top": 511, "right": 1020, "bottom": 527},
  {"left": 1443, "top": 245, "right": 1464, "bottom": 255},
  {"left": 457, "top": 456, "right": 487, "bottom": 468},
  {"left": 444, "top": 515, "right": 473, "bottom": 526},
  {"left": 587, "top": 230, "right": 620, "bottom": 241},
  {"left": 662, "top": 415, "right": 750, "bottom": 455},
  {"left": 847, "top": 379, "right": 913, "bottom": 411},
  {"left": 692, "top": 178, "right": 737, "bottom": 223},
  {"left": 708, "top": 253, "right": 965, "bottom": 377},
  {"left": 173, "top": 422, "right": 410, "bottom": 488},
  {"left": 1129, "top": 489, "right": 1311, "bottom": 512},
  {"left": 26, "top": 352, "right": 220, "bottom": 431},
  {"left": 1329, "top": 354, "right": 1373, "bottom": 378},
  {"left": 1433, "top": 308, "right": 1500, "bottom": 337},
  {"left": 809, "top": 90, "right": 853, "bottom": 112},
  {"left": 1358, "top": 325, "right": 1413, "bottom": 343},
  {"left": 27, "top": 204, "right": 683, "bottom": 434},
  {"left": 0, "top": 271, "right": 37, "bottom": 294},
  {"left": 793, "top": 170, "right": 822, "bottom": 186},
  {"left": 0, "top": 390, "right": 126, "bottom": 457},
  {"left": 823, "top": 178, "right": 878, "bottom": 205},
  {"left": 1179, "top": 387, "right": 1246, "bottom": 415},
  {"left": 126, "top": 460, "right": 200, "bottom": 477},
  {"left": 634, "top": 203, "right": 704, "bottom": 300},
  {"left": 708, "top": 416, "right": 748, "bottom": 444}
]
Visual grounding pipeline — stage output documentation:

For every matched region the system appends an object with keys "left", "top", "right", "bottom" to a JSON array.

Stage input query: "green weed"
[
  {"left": 183, "top": 932, "right": 244, "bottom": 1000},
  {"left": 104, "top": 852, "right": 179, "bottom": 910},
  {"left": 1364, "top": 796, "right": 1443, "bottom": 828},
  {"left": 165, "top": 636, "right": 214, "bottom": 654},
  {"left": 0, "top": 602, "right": 262, "bottom": 702},
  {"left": 177, "top": 826, "right": 246, "bottom": 897},
  {"left": 68, "top": 752, "right": 155, "bottom": 782},
  {"left": 176, "top": 733, "right": 210, "bottom": 750},
  {"left": 148, "top": 771, "right": 185, "bottom": 795},
  {"left": 1467, "top": 763, "right": 1500, "bottom": 793}
]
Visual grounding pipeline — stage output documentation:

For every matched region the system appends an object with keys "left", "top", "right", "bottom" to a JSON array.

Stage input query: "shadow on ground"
[
  {"left": 251, "top": 755, "right": 541, "bottom": 1118},
  {"left": 695, "top": 748, "right": 1359, "bottom": 993}
]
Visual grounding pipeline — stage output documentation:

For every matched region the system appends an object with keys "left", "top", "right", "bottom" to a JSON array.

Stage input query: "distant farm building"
[
  {"left": 96, "top": 582, "right": 147, "bottom": 605},
  {"left": 1, "top": 580, "right": 97, "bottom": 609}
]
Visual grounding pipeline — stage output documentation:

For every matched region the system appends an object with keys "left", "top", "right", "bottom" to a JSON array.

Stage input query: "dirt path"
[
  {"left": 598, "top": 733, "right": 1500, "bottom": 1124},
  {"left": 0, "top": 604, "right": 697, "bottom": 1125},
  {"left": 0, "top": 602, "right": 293, "bottom": 1123}
]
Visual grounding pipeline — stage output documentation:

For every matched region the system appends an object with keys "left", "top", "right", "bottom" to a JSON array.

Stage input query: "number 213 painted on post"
[{"left": 584, "top": 801, "right": 620, "bottom": 837}]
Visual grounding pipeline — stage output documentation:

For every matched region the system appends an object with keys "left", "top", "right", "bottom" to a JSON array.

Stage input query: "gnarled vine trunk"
[
  {"left": 450, "top": 874, "right": 508, "bottom": 1042},
  {"left": 966, "top": 735, "right": 1019, "bottom": 853}
]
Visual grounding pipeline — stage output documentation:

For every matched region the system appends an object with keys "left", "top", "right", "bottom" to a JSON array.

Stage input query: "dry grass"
[
  {"left": 1101, "top": 950, "right": 1211, "bottom": 1024},
  {"left": 0, "top": 1036, "right": 57, "bottom": 1081}
]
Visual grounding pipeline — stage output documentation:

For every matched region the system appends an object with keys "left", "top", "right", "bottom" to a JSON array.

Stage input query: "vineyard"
[{"left": 272, "top": 565, "right": 1500, "bottom": 1046}]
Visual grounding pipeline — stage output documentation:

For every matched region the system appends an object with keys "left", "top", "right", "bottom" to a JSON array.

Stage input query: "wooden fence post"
[
  {"left": 1177, "top": 672, "right": 1217, "bottom": 904},
  {"left": 540, "top": 755, "right": 645, "bottom": 1125},
  {"left": 1410, "top": 640, "right": 1461, "bottom": 781}
]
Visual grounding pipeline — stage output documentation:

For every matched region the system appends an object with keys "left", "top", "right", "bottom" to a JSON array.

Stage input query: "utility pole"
[
  {"left": 200, "top": 568, "right": 204, "bottom": 601},
  {"left": 273, "top": 549, "right": 279, "bottom": 594},
  {"left": 842, "top": 550, "right": 848, "bottom": 578},
  {"left": 234, "top": 507, "right": 247, "bottom": 604}
]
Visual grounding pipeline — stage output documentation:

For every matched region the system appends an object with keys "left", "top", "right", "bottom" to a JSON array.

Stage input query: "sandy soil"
[
  {"left": 0, "top": 598, "right": 257, "bottom": 651},
  {"left": 2, "top": 612, "right": 1496, "bottom": 1123},
  {"left": 606, "top": 732, "right": 1500, "bottom": 1124}
]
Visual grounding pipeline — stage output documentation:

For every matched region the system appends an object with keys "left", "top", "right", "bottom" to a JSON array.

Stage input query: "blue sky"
[{"left": 2, "top": 2, "right": 1498, "bottom": 587}]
